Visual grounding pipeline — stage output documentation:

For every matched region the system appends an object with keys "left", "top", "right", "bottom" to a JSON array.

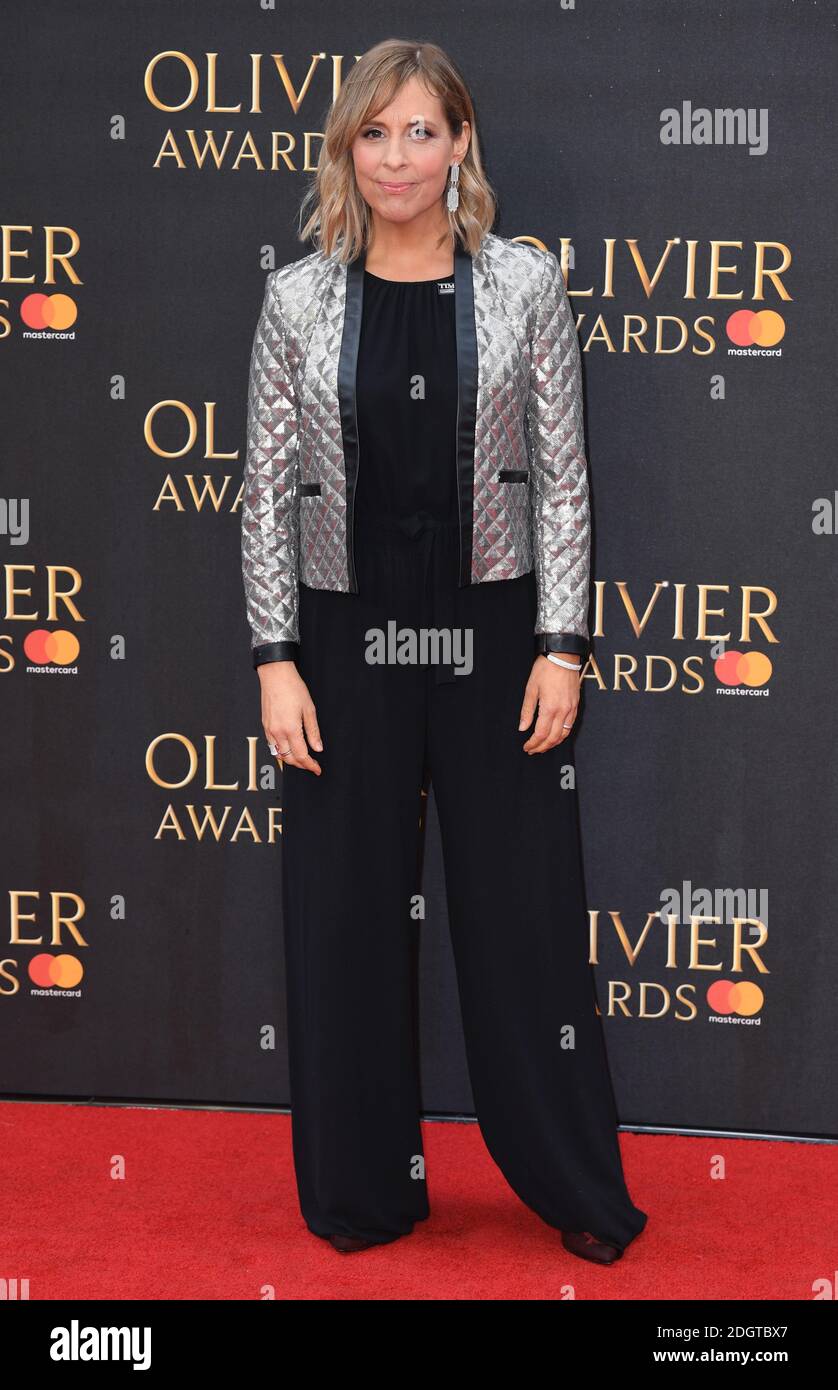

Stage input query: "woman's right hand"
[{"left": 259, "top": 662, "right": 323, "bottom": 775}]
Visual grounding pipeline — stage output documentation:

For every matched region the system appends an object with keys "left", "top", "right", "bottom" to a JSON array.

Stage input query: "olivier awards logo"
[
  {"left": 581, "top": 579, "right": 778, "bottom": 697},
  {"left": 0, "top": 565, "right": 85, "bottom": 676},
  {"left": 1, "top": 892, "right": 89, "bottom": 999},
  {"left": 590, "top": 894, "right": 769, "bottom": 1027},
  {"left": 146, "top": 733, "right": 282, "bottom": 843}
]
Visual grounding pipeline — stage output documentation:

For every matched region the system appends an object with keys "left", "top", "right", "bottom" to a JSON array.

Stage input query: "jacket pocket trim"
[
  {"left": 299, "top": 481, "right": 321, "bottom": 496},
  {"left": 497, "top": 468, "right": 529, "bottom": 483}
]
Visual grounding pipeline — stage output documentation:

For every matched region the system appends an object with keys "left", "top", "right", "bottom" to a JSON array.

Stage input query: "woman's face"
[{"left": 351, "top": 75, "right": 469, "bottom": 227}]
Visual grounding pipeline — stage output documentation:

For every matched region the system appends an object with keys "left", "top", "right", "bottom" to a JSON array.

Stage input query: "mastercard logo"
[
  {"left": 28, "top": 953, "right": 84, "bottom": 989},
  {"left": 714, "top": 649, "right": 772, "bottom": 687},
  {"left": 725, "top": 309, "right": 785, "bottom": 347},
  {"left": 20, "top": 293, "right": 78, "bottom": 331},
  {"left": 23, "top": 629, "right": 80, "bottom": 665},
  {"left": 707, "top": 979, "right": 763, "bottom": 1017}
]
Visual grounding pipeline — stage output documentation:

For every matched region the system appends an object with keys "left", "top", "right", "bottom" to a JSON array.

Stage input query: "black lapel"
[
  {"left": 338, "top": 244, "right": 366, "bottom": 592},
  {"left": 454, "top": 237, "right": 477, "bottom": 585}
]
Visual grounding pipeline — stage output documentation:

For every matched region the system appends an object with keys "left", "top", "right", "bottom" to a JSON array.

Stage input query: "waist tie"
[{"left": 356, "top": 509, "right": 461, "bottom": 685}]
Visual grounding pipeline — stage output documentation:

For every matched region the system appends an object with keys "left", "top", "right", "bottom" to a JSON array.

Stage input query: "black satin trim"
[
  {"left": 498, "top": 468, "right": 529, "bottom": 482},
  {"left": 339, "top": 247, "right": 365, "bottom": 593},
  {"left": 299, "top": 481, "right": 321, "bottom": 496},
  {"left": 252, "top": 640, "right": 300, "bottom": 668},
  {"left": 534, "top": 632, "right": 590, "bottom": 658},
  {"left": 454, "top": 238, "right": 478, "bottom": 586}
]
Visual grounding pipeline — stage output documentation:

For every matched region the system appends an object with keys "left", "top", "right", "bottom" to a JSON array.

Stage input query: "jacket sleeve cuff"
[
  {"left": 535, "top": 632, "right": 589, "bottom": 659},
  {"left": 252, "top": 640, "right": 300, "bottom": 669}
]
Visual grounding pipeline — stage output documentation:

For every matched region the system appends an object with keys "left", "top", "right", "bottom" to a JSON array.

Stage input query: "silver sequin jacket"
[{"left": 241, "top": 230, "right": 591, "bottom": 667}]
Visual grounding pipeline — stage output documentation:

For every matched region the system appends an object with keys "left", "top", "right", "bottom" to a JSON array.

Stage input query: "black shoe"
[
  {"left": 327, "top": 1233, "right": 381, "bottom": 1253},
  {"left": 561, "top": 1229, "right": 623, "bottom": 1265}
]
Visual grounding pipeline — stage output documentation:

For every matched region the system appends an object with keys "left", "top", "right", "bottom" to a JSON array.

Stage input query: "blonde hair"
[{"left": 298, "top": 38, "right": 498, "bottom": 262}]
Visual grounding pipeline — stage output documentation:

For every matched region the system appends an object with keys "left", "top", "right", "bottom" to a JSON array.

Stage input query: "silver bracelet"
[{"left": 546, "top": 652, "right": 582, "bottom": 671}]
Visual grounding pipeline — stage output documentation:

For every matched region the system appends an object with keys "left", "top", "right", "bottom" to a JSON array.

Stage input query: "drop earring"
[{"left": 446, "top": 162, "right": 460, "bottom": 212}]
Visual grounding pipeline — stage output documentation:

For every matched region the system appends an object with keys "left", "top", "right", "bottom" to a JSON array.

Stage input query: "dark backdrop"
[{"left": 2, "top": 0, "right": 836, "bottom": 1139}]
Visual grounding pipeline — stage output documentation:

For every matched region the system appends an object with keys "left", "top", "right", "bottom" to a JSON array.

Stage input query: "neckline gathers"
[{"left": 364, "top": 268, "right": 454, "bottom": 285}]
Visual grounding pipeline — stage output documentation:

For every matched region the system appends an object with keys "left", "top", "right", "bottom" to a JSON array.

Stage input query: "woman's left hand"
[{"left": 518, "top": 655, "right": 581, "bottom": 752}]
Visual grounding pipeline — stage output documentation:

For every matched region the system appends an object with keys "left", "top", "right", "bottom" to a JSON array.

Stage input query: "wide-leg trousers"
[{"left": 280, "top": 511, "right": 648, "bottom": 1251}]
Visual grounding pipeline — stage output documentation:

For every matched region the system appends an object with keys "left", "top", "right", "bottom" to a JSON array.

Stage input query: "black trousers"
[{"left": 281, "top": 513, "right": 648, "bottom": 1251}]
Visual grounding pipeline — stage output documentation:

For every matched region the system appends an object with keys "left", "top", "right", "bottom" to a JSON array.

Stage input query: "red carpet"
[{"left": 1, "top": 1100, "right": 834, "bottom": 1300}]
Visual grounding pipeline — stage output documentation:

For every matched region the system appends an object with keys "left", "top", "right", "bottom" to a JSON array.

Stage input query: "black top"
[{"left": 354, "top": 270, "right": 458, "bottom": 526}]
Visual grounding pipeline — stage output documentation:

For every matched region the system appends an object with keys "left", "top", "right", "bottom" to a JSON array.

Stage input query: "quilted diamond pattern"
[
  {"left": 523, "top": 246, "right": 591, "bottom": 640},
  {"left": 240, "top": 264, "right": 304, "bottom": 649}
]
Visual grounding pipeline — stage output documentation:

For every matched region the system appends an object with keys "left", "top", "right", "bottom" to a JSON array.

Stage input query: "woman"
[{"left": 241, "top": 38, "right": 648, "bottom": 1265}]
